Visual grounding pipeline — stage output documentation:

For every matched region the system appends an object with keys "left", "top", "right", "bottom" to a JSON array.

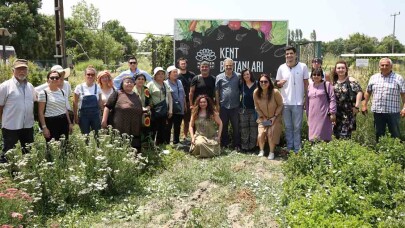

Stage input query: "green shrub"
[
  {"left": 75, "top": 59, "right": 105, "bottom": 72},
  {"left": 282, "top": 139, "right": 405, "bottom": 226},
  {"left": 1, "top": 127, "right": 149, "bottom": 216}
]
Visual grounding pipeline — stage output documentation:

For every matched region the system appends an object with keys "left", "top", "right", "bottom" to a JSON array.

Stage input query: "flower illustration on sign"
[{"left": 195, "top": 49, "right": 216, "bottom": 61}]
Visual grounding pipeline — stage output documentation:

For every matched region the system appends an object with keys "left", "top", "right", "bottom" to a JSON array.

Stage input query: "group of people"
[{"left": 1, "top": 48, "right": 404, "bottom": 163}]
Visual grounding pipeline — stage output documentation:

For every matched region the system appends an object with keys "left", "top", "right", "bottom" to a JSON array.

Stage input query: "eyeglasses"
[
  {"left": 86, "top": 73, "right": 95, "bottom": 77},
  {"left": 260, "top": 81, "right": 269, "bottom": 84},
  {"left": 129, "top": 62, "right": 137, "bottom": 65},
  {"left": 49, "top": 77, "right": 60, "bottom": 81}
]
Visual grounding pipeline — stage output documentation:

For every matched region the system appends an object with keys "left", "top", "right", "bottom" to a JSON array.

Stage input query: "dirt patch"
[{"left": 164, "top": 181, "right": 218, "bottom": 227}]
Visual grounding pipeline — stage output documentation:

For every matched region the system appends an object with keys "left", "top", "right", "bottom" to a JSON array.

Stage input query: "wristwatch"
[{"left": 42, "top": 125, "right": 47, "bottom": 129}]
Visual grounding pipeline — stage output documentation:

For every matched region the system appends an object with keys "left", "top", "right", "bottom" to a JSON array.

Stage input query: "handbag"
[
  {"left": 152, "top": 83, "right": 168, "bottom": 118},
  {"left": 261, "top": 119, "right": 272, "bottom": 127},
  {"left": 152, "top": 99, "right": 168, "bottom": 118}
]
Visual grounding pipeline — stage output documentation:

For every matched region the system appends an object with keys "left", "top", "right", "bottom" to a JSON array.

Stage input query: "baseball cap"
[{"left": 13, "top": 59, "right": 28, "bottom": 69}]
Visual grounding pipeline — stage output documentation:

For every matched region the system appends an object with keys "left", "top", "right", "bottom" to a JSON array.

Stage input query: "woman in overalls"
[{"left": 73, "top": 65, "right": 103, "bottom": 135}]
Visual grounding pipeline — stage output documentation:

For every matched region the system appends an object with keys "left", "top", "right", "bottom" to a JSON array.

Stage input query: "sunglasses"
[
  {"left": 49, "top": 77, "right": 60, "bottom": 81},
  {"left": 86, "top": 73, "right": 95, "bottom": 77},
  {"left": 129, "top": 62, "right": 137, "bottom": 65},
  {"left": 260, "top": 81, "right": 269, "bottom": 84}
]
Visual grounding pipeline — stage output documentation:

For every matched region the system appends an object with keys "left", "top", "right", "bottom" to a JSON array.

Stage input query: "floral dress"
[{"left": 333, "top": 78, "right": 362, "bottom": 139}]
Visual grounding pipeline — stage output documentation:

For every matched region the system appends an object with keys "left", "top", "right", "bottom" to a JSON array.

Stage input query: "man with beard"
[
  {"left": 0, "top": 59, "right": 36, "bottom": 163},
  {"left": 189, "top": 61, "right": 216, "bottom": 104},
  {"left": 177, "top": 58, "right": 195, "bottom": 141}
]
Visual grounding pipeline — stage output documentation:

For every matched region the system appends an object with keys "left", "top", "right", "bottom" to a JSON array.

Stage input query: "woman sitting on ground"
[{"left": 189, "top": 95, "right": 223, "bottom": 158}]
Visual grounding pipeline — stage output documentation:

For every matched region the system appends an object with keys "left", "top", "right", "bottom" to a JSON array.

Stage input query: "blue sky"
[{"left": 40, "top": 0, "right": 405, "bottom": 47}]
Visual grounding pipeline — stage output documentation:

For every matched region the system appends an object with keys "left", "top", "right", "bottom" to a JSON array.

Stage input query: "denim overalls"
[{"left": 79, "top": 84, "right": 101, "bottom": 134}]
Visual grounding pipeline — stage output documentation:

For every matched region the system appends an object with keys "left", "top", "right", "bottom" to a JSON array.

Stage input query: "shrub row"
[
  {"left": 0, "top": 127, "right": 162, "bottom": 226},
  {"left": 282, "top": 137, "right": 405, "bottom": 227}
]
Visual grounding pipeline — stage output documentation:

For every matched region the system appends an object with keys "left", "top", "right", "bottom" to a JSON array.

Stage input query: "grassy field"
[{"left": 45, "top": 149, "right": 285, "bottom": 227}]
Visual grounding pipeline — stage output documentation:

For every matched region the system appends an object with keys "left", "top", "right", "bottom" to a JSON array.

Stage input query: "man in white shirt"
[
  {"left": 0, "top": 59, "right": 36, "bottom": 163},
  {"left": 276, "top": 46, "right": 309, "bottom": 153}
]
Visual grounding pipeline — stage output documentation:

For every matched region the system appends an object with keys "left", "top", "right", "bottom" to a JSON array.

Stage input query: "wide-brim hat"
[{"left": 51, "top": 65, "right": 71, "bottom": 78}]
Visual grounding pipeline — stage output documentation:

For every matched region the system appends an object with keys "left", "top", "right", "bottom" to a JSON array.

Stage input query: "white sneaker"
[
  {"left": 258, "top": 150, "right": 264, "bottom": 157},
  {"left": 268, "top": 152, "right": 275, "bottom": 160}
]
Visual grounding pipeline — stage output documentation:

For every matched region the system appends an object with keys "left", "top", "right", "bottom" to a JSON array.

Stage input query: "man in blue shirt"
[
  {"left": 215, "top": 58, "right": 240, "bottom": 150},
  {"left": 113, "top": 56, "right": 152, "bottom": 89}
]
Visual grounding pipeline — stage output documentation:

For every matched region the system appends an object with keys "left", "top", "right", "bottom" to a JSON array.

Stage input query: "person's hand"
[
  {"left": 352, "top": 107, "right": 359, "bottom": 115},
  {"left": 329, "top": 114, "right": 336, "bottom": 125},
  {"left": 168, "top": 112, "right": 173, "bottom": 119},
  {"left": 400, "top": 108, "right": 405, "bottom": 118},
  {"left": 101, "top": 120, "right": 108, "bottom": 129},
  {"left": 74, "top": 116, "right": 79, "bottom": 124},
  {"left": 68, "top": 124, "right": 73, "bottom": 134},
  {"left": 43, "top": 128, "right": 51, "bottom": 139},
  {"left": 361, "top": 106, "right": 368, "bottom": 115},
  {"left": 277, "top": 80, "right": 287, "bottom": 88},
  {"left": 191, "top": 137, "right": 195, "bottom": 145}
]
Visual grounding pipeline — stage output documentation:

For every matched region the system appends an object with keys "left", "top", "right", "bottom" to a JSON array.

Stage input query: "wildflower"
[{"left": 11, "top": 212, "right": 23, "bottom": 220}]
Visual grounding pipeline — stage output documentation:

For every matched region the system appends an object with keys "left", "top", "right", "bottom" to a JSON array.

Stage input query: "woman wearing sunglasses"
[
  {"left": 306, "top": 68, "right": 336, "bottom": 142},
  {"left": 38, "top": 71, "right": 73, "bottom": 142},
  {"left": 73, "top": 65, "right": 103, "bottom": 134},
  {"left": 253, "top": 74, "right": 283, "bottom": 160}
]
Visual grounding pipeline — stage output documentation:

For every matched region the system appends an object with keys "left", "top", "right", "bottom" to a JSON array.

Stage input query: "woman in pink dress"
[{"left": 306, "top": 68, "right": 337, "bottom": 142}]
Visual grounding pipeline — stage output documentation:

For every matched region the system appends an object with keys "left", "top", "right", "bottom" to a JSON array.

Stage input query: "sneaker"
[
  {"left": 258, "top": 150, "right": 264, "bottom": 157},
  {"left": 268, "top": 152, "right": 275, "bottom": 160}
]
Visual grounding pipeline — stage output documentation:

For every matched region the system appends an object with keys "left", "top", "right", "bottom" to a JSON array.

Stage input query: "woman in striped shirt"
[{"left": 38, "top": 71, "right": 73, "bottom": 142}]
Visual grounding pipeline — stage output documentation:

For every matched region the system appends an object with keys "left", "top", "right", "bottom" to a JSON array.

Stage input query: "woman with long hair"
[
  {"left": 189, "top": 95, "right": 223, "bottom": 158},
  {"left": 239, "top": 68, "right": 258, "bottom": 152},
  {"left": 101, "top": 76, "right": 143, "bottom": 151},
  {"left": 97, "top": 70, "right": 115, "bottom": 125},
  {"left": 306, "top": 68, "right": 336, "bottom": 142},
  {"left": 331, "top": 60, "right": 363, "bottom": 139},
  {"left": 253, "top": 74, "right": 283, "bottom": 160}
]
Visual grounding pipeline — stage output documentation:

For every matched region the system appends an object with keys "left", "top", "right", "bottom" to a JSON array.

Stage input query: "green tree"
[
  {"left": 376, "top": 35, "right": 404, "bottom": 53},
  {"left": 90, "top": 31, "right": 124, "bottom": 66},
  {"left": 0, "top": 1, "right": 54, "bottom": 59},
  {"left": 140, "top": 34, "right": 173, "bottom": 69},
  {"left": 65, "top": 18, "right": 95, "bottom": 62},
  {"left": 310, "top": 30, "right": 317, "bottom": 41},
  {"left": 323, "top": 38, "right": 345, "bottom": 56},
  {"left": 103, "top": 20, "right": 138, "bottom": 56},
  {"left": 71, "top": 0, "right": 100, "bottom": 30},
  {"left": 344, "top": 33, "right": 378, "bottom": 53}
]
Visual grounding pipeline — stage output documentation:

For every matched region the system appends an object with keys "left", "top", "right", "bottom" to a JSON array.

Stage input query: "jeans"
[
  {"left": 283, "top": 105, "right": 304, "bottom": 152},
  {"left": 79, "top": 108, "right": 101, "bottom": 134},
  {"left": 374, "top": 112, "right": 401, "bottom": 142},
  {"left": 220, "top": 107, "right": 240, "bottom": 148}
]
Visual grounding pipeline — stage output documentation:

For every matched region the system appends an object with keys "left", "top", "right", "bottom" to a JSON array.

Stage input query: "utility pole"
[
  {"left": 391, "top": 12, "right": 400, "bottom": 53},
  {"left": 54, "top": 0, "right": 67, "bottom": 67}
]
